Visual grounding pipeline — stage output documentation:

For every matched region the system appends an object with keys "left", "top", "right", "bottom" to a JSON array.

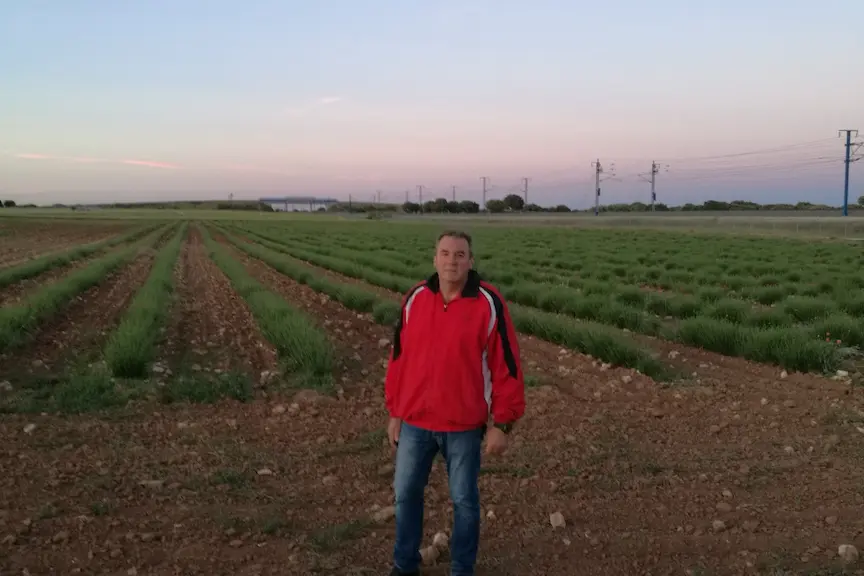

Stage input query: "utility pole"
[
  {"left": 839, "top": 129, "right": 860, "bottom": 216},
  {"left": 591, "top": 160, "right": 602, "bottom": 216},
  {"left": 451, "top": 185, "right": 456, "bottom": 202},
  {"left": 591, "top": 159, "right": 617, "bottom": 215},
  {"left": 638, "top": 161, "right": 669, "bottom": 211},
  {"left": 404, "top": 190, "right": 409, "bottom": 203},
  {"left": 650, "top": 162, "right": 657, "bottom": 211},
  {"left": 417, "top": 185, "right": 424, "bottom": 213},
  {"left": 522, "top": 177, "right": 530, "bottom": 207},
  {"left": 480, "top": 176, "right": 488, "bottom": 212}
]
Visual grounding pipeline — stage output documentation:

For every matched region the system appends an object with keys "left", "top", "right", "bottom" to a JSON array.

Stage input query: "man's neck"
[{"left": 440, "top": 279, "right": 466, "bottom": 303}]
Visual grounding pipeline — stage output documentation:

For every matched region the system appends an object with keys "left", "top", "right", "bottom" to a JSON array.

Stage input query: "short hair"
[{"left": 436, "top": 230, "right": 473, "bottom": 256}]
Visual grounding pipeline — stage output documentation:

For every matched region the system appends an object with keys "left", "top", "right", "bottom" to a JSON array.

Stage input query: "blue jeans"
[{"left": 393, "top": 421, "right": 484, "bottom": 576}]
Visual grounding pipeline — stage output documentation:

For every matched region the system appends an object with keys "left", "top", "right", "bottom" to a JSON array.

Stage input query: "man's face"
[{"left": 434, "top": 235, "right": 473, "bottom": 284}]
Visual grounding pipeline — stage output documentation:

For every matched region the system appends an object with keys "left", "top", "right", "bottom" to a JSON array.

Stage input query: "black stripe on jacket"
[
  {"left": 483, "top": 286, "right": 519, "bottom": 379},
  {"left": 391, "top": 283, "right": 427, "bottom": 361}
]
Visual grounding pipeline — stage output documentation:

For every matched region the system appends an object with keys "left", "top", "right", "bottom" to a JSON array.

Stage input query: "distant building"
[{"left": 259, "top": 196, "right": 339, "bottom": 212}]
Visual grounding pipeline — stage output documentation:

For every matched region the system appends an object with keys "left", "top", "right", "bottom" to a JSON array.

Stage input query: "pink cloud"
[
  {"left": 14, "top": 153, "right": 53, "bottom": 160},
  {"left": 121, "top": 159, "right": 180, "bottom": 169},
  {"left": 10, "top": 151, "right": 181, "bottom": 171}
]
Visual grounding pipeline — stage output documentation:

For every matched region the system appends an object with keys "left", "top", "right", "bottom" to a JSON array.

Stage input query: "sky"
[{"left": 1, "top": 0, "right": 862, "bottom": 208}]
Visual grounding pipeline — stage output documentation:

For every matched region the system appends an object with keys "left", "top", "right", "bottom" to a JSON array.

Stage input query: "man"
[{"left": 384, "top": 230, "right": 526, "bottom": 576}]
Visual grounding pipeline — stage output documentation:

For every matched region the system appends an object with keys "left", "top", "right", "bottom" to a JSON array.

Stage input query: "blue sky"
[{"left": 1, "top": 0, "right": 861, "bottom": 208}]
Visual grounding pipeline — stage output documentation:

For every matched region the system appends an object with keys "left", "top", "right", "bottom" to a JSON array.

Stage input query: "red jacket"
[{"left": 384, "top": 270, "right": 525, "bottom": 432}]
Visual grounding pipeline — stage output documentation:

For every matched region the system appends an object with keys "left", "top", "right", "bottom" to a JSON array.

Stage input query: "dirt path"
[
  {"left": 156, "top": 226, "right": 278, "bottom": 379},
  {"left": 0, "top": 251, "right": 156, "bottom": 383}
]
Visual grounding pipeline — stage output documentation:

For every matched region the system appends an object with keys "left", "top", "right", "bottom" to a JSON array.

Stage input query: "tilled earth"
[
  {"left": 216, "top": 234, "right": 394, "bottom": 391},
  {"left": 0, "top": 224, "right": 124, "bottom": 269},
  {"left": 1, "top": 240, "right": 863, "bottom": 575},
  {"left": 156, "top": 227, "right": 279, "bottom": 378},
  {"left": 0, "top": 252, "right": 110, "bottom": 308},
  {"left": 0, "top": 248, "right": 158, "bottom": 383}
]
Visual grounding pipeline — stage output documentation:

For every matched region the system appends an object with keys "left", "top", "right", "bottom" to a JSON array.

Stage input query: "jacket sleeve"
[
  {"left": 384, "top": 316, "right": 403, "bottom": 416},
  {"left": 485, "top": 294, "right": 525, "bottom": 425},
  {"left": 384, "top": 284, "right": 422, "bottom": 417}
]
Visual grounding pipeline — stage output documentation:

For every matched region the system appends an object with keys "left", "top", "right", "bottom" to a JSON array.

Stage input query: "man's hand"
[
  {"left": 484, "top": 426, "right": 509, "bottom": 456},
  {"left": 387, "top": 417, "right": 402, "bottom": 453}
]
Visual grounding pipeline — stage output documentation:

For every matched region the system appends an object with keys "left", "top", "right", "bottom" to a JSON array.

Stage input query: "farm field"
[{"left": 1, "top": 215, "right": 863, "bottom": 575}]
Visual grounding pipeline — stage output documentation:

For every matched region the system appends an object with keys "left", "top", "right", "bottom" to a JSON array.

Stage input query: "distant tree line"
[
  {"left": 329, "top": 194, "right": 864, "bottom": 214},
  {"left": 599, "top": 199, "right": 862, "bottom": 212},
  {"left": 0, "top": 200, "right": 16, "bottom": 207}
]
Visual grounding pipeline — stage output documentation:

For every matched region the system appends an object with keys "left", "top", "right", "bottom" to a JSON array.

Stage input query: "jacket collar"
[{"left": 425, "top": 269, "right": 481, "bottom": 298}]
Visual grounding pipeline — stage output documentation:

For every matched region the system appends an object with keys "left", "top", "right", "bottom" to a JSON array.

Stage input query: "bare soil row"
[
  {"left": 154, "top": 226, "right": 279, "bottom": 379},
  {"left": 0, "top": 224, "right": 126, "bottom": 269}
]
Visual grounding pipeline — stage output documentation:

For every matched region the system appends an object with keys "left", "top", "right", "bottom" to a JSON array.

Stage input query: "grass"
[
  {"left": 158, "top": 371, "right": 253, "bottom": 404},
  {"left": 104, "top": 223, "right": 188, "bottom": 377},
  {"left": 198, "top": 225, "right": 335, "bottom": 388},
  {"left": 0, "top": 366, "right": 257, "bottom": 415},
  {"left": 210, "top": 468, "right": 252, "bottom": 489},
  {"left": 0, "top": 225, "right": 169, "bottom": 353},
  {"left": 230, "top": 222, "right": 860, "bottom": 376},
  {"left": 0, "top": 363, "right": 146, "bottom": 415},
  {"left": 676, "top": 318, "right": 841, "bottom": 373},
  {"left": 0, "top": 223, "right": 157, "bottom": 289},
  {"left": 510, "top": 303, "right": 671, "bottom": 379},
  {"left": 310, "top": 519, "right": 372, "bottom": 552}
]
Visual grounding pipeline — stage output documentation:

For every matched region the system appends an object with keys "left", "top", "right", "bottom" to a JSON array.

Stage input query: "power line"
[
  {"left": 652, "top": 137, "right": 837, "bottom": 163},
  {"left": 662, "top": 158, "right": 840, "bottom": 184},
  {"left": 661, "top": 157, "right": 839, "bottom": 182},
  {"left": 664, "top": 154, "right": 837, "bottom": 176}
]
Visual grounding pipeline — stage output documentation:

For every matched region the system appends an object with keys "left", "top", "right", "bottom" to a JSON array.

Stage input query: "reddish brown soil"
[
  {"left": 0, "top": 223, "right": 127, "bottom": 269},
  {"left": 1, "top": 232, "right": 863, "bottom": 575},
  {"left": 0, "top": 251, "right": 156, "bottom": 382},
  {"left": 157, "top": 227, "right": 279, "bottom": 378}
]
